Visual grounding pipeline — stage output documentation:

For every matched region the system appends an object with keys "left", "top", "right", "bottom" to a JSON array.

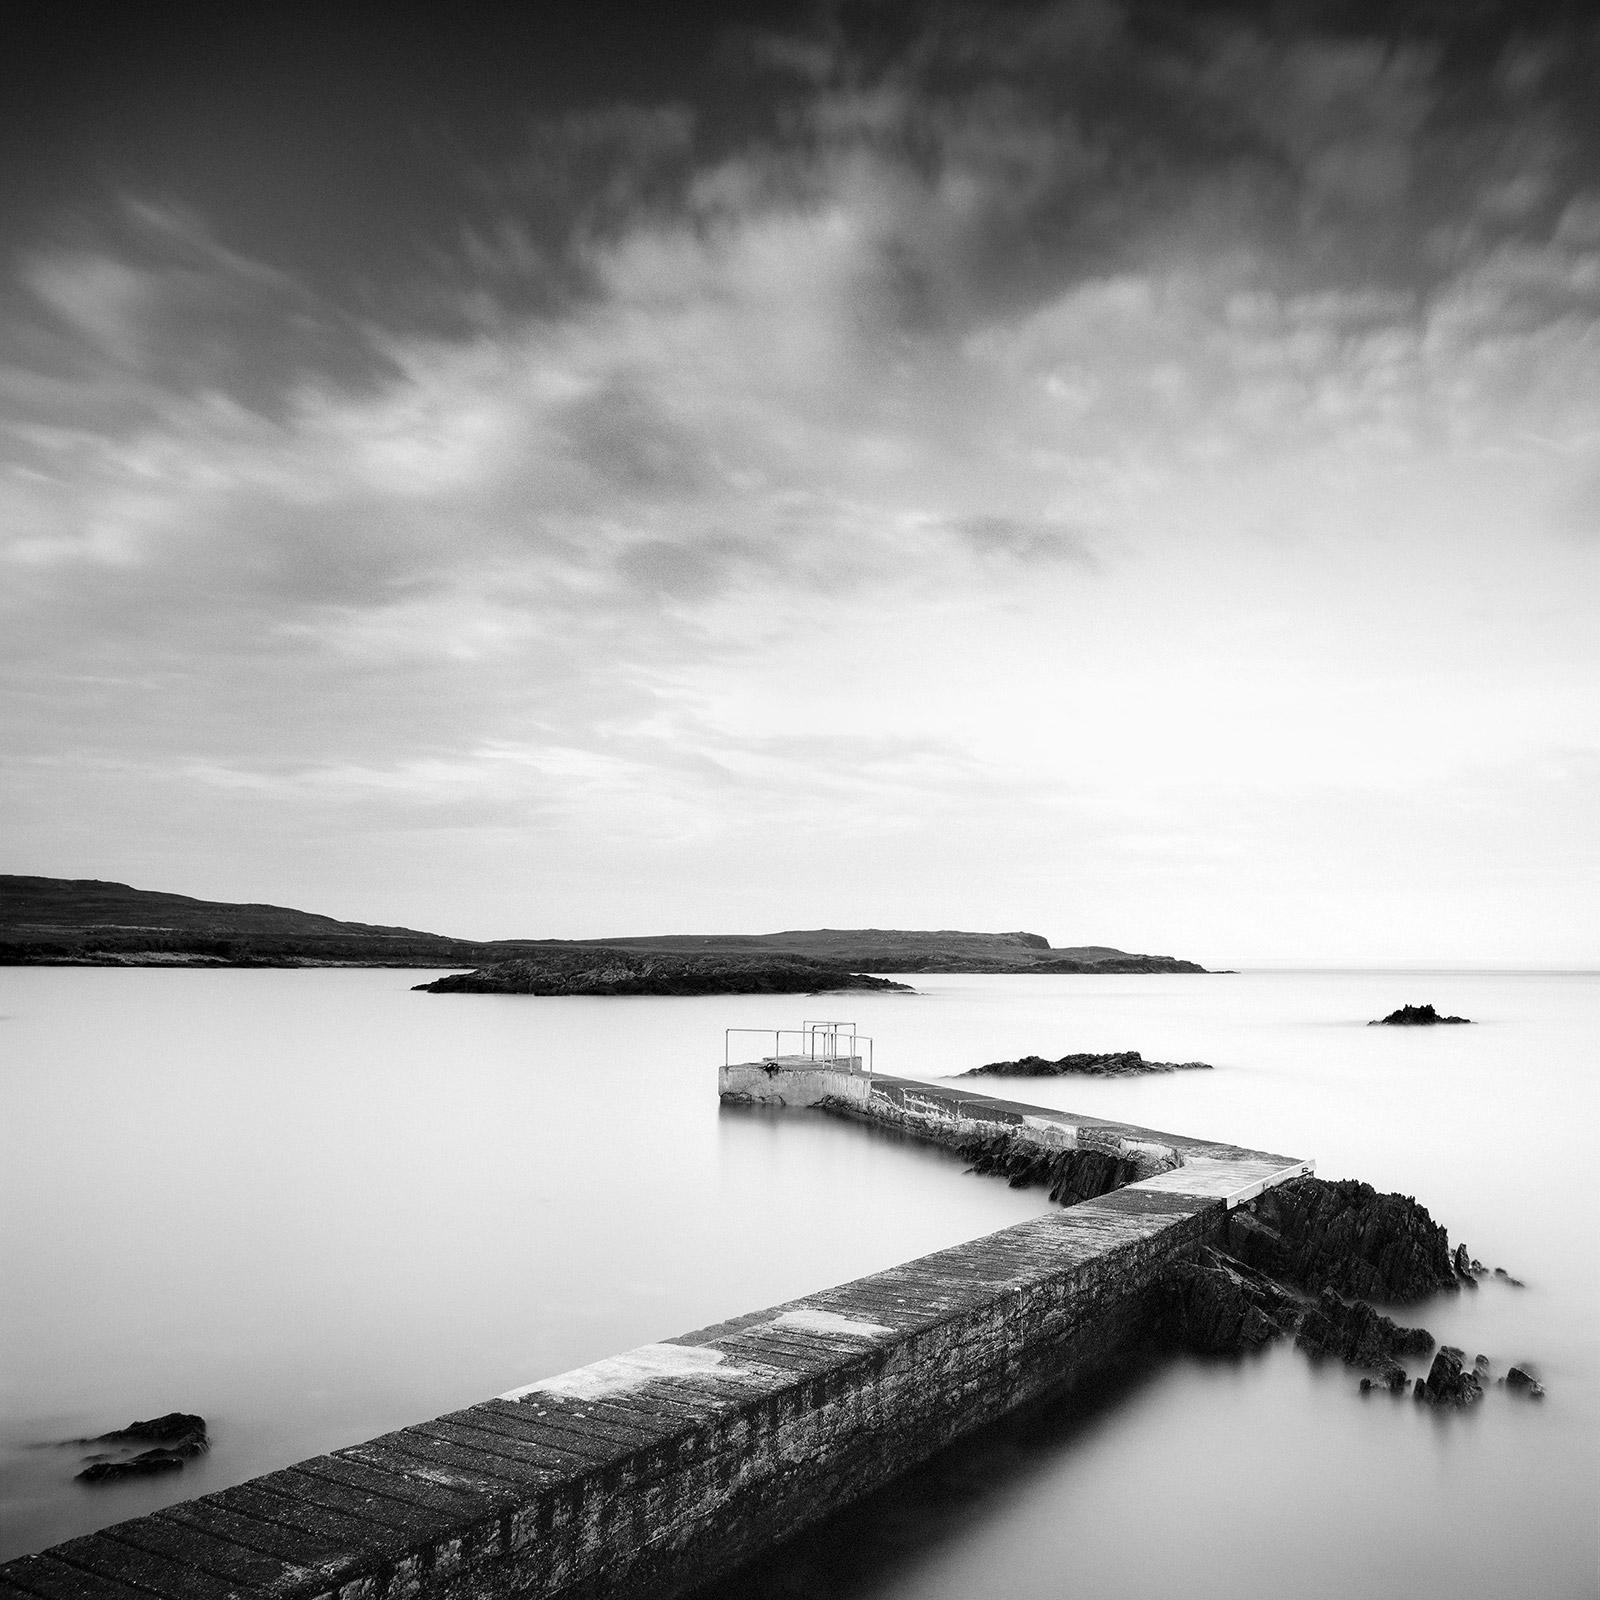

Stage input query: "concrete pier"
[{"left": 0, "top": 1062, "right": 1310, "bottom": 1600}]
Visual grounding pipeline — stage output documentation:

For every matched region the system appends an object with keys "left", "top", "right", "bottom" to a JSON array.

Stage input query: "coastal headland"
[{"left": 0, "top": 877, "right": 1210, "bottom": 977}]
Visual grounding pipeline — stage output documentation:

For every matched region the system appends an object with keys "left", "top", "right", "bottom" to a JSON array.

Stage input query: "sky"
[{"left": 2, "top": 0, "right": 1597, "bottom": 965}]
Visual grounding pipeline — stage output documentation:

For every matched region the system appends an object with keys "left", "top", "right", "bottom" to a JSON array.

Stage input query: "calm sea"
[{"left": 2, "top": 968, "right": 1596, "bottom": 1597}]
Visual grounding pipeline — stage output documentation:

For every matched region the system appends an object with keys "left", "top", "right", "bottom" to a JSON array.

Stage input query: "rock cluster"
[
  {"left": 954, "top": 1130, "right": 1140, "bottom": 1205},
  {"left": 75, "top": 1412, "right": 209, "bottom": 1483},
  {"left": 1369, "top": 1003, "right": 1472, "bottom": 1026},
  {"left": 960, "top": 1050, "right": 1212, "bottom": 1077},
  {"left": 1296, "top": 1287, "right": 1434, "bottom": 1388},
  {"left": 1412, "top": 1346, "right": 1483, "bottom": 1406},
  {"left": 1157, "top": 1177, "right": 1540, "bottom": 1407}
]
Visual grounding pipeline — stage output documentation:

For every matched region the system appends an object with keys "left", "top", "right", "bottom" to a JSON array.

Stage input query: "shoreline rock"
[
  {"left": 1150, "top": 1177, "right": 1540, "bottom": 1405},
  {"left": 954, "top": 1129, "right": 1141, "bottom": 1205},
  {"left": 1224, "top": 1175, "right": 1466, "bottom": 1303}
]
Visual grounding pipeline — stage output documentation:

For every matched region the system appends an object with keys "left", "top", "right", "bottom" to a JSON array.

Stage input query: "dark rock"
[
  {"left": 89, "top": 1412, "right": 208, "bottom": 1452},
  {"left": 955, "top": 1130, "right": 1139, "bottom": 1205},
  {"left": 1159, "top": 1248, "right": 1301, "bottom": 1355},
  {"left": 415, "top": 949, "right": 912, "bottom": 996},
  {"left": 74, "top": 1412, "right": 208, "bottom": 1483},
  {"left": 1295, "top": 1286, "right": 1434, "bottom": 1383},
  {"left": 960, "top": 1050, "right": 1212, "bottom": 1078},
  {"left": 1413, "top": 1346, "right": 1483, "bottom": 1406},
  {"left": 77, "top": 1449, "right": 188, "bottom": 1483},
  {"left": 1369, "top": 1003, "right": 1471, "bottom": 1026},
  {"left": 1226, "top": 1176, "right": 1462, "bottom": 1303},
  {"left": 1504, "top": 1366, "right": 1546, "bottom": 1398},
  {"left": 1492, "top": 1266, "right": 1526, "bottom": 1286},
  {"left": 1360, "top": 1368, "right": 1411, "bottom": 1394}
]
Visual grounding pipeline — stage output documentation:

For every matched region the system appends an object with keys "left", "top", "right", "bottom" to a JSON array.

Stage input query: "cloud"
[{"left": 2, "top": 0, "right": 1598, "bottom": 951}]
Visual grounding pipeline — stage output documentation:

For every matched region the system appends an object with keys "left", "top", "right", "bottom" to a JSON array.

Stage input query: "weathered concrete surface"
[
  {"left": 1, "top": 1069, "right": 1309, "bottom": 1600},
  {"left": 719, "top": 1054, "right": 870, "bottom": 1109}
]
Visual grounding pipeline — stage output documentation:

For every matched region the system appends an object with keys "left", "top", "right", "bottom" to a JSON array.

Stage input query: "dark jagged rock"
[
  {"left": 88, "top": 1412, "right": 208, "bottom": 1450},
  {"left": 1453, "top": 1243, "right": 1486, "bottom": 1286},
  {"left": 1159, "top": 1248, "right": 1301, "bottom": 1355},
  {"left": 415, "top": 949, "right": 912, "bottom": 996},
  {"left": 1159, "top": 1184, "right": 1543, "bottom": 1408},
  {"left": 74, "top": 1413, "right": 208, "bottom": 1484},
  {"left": 953, "top": 1130, "right": 1140, "bottom": 1205},
  {"left": 1414, "top": 1346, "right": 1483, "bottom": 1406},
  {"left": 1225, "top": 1176, "right": 1461, "bottom": 1303},
  {"left": 1504, "top": 1366, "right": 1546, "bottom": 1398},
  {"left": 77, "top": 1450, "right": 188, "bottom": 1483},
  {"left": 1295, "top": 1286, "right": 1434, "bottom": 1386},
  {"left": 1359, "top": 1368, "right": 1411, "bottom": 1394},
  {"left": 1369, "top": 1003, "right": 1472, "bottom": 1026},
  {"left": 1492, "top": 1266, "right": 1527, "bottom": 1287},
  {"left": 960, "top": 1050, "right": 1212, "bottom": 1078}
]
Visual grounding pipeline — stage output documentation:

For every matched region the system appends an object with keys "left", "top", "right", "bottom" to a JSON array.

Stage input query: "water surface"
[{"left": 2, "top": 968, "right": 1595, "bottom": 1597}]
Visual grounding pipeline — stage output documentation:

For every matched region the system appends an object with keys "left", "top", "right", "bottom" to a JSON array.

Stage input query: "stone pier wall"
[{"left": 0, "top": 1069, "right": 1309, "bottom": 1600}]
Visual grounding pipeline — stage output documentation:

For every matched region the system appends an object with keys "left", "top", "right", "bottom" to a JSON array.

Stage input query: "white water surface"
[{"left": 1, "top": 968, "right": 1595, "bottom": 1598}]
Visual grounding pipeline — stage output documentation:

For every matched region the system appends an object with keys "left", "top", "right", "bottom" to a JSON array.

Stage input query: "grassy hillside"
[{"left": 0, "top": 876, "right": 1208, "bottom": 973}]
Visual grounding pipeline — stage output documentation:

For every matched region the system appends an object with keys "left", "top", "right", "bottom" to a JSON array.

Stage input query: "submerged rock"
[
  {"left": 77, "top": 1451, "right": 189, "bottom": 1483},
  {"left": 1414, "top": 1346, "right": 1483, "bottom": 1407},
  {"left": 1503, "top": 1366, "right": 1546, "bottom": 1398},
  {"left": 960, "top": 1050, "right": 1212, "bottom": 1077},
  {"left": 1369, "top": 1003, "right": 1472, "bottom": 1026},
  {"left": 75, "top": 1413, "right": 208, "bottom": 1484}
]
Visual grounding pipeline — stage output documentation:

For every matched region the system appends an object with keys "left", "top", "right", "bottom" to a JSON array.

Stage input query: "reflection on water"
[{"left": 2, "top": 968, "right": 1597, "bottom": 1598}]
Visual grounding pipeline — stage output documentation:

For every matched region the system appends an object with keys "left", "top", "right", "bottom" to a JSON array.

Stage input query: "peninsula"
[{"left": 0, "top": 877, "right": 1212, "bottom": 975}]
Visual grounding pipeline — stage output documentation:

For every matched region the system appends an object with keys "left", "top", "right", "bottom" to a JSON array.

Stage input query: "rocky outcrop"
[
  {"left": 1295, "top": 1287, "right": 1434, "bottom": 1386},
  {"left": 415, "top": 950, "right": 912, "bottom": 996},
  {"left": 953, "top": 1130, "right": 1141, "bottom": 1205},
  {"left": 1370, "top": 1003, "right": 1471, "bottom": 1026},
  {"left": 75, "top": 1413, "right": 208, "bottom": 1483},
  {"left": 1503, "top": 1365, "right": 1546, "bottom": 1398},
  {"left": 1224, "top": 1176, "right": 1464, "bottom": 1303},
  {"left": 1157, "top": 1180, "right": 1542, "bottom": 1406},
  {"left": 959, "top": 1050, "right": 1212, "bottom": 1077},
  {"left": 1413, "top": 1346, "right": 1483, "bottom": 1406},
  {"left": 1159, "top": 1249, "right": 1301, "bottom": 1354}
]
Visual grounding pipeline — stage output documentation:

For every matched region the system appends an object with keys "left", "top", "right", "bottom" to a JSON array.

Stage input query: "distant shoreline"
[{"left": 0, "top": 875, "right": 1213, "bottom": 976}]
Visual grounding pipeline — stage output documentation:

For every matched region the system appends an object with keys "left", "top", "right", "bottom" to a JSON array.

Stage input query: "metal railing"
[{"left": 724, "top": 1020, "right": 874, "bottom": 1074}]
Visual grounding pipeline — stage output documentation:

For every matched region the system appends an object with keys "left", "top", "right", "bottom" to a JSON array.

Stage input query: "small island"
[
  {"left": 415, "top": 948, "right": 912, "bottom": 996},
  {"left": 1369, "top": 1004, "right": 1472, "bottom": 1027},
  {"left": 959, "top": 1049, "right": 1213, "bottom": 1077}
]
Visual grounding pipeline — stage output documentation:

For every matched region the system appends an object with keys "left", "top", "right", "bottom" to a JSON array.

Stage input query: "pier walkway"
[{"left": 0, "top": 1063, "right": 1309, "bottom": 1600}]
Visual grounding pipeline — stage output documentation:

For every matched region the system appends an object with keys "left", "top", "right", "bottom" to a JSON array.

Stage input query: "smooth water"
[{"left": 2, "top": 968, "right": 1596, "bottom": 1598}]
